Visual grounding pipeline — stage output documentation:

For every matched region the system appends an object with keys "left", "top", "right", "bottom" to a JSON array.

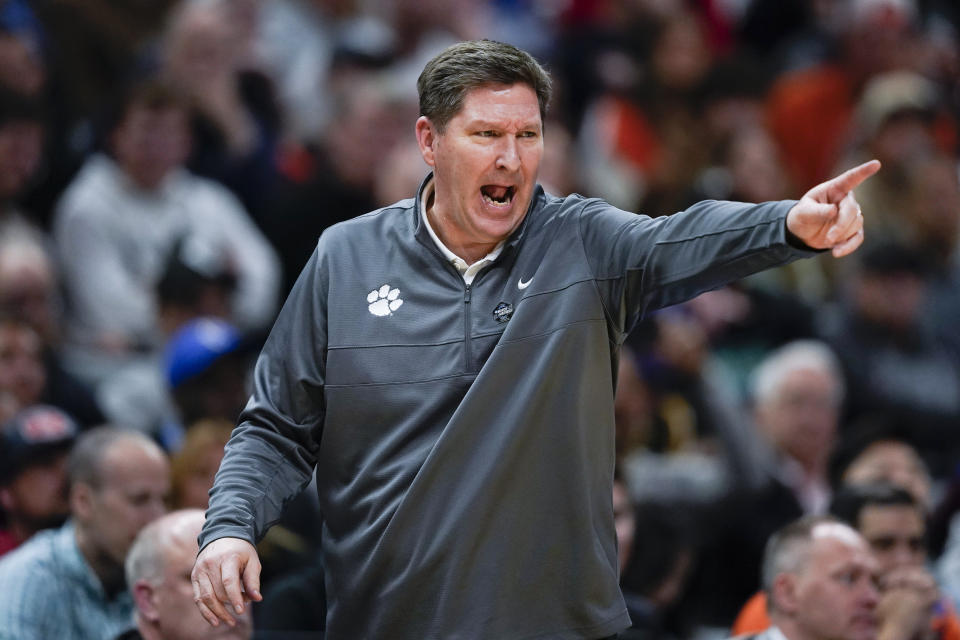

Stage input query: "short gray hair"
[
  {"left": 67, "top": 427, "right": 161, "bottom": 490},
  {"left": 761, "top": 515, "right": 846, "bottom": 606},
  {"left": 125, "top": 509, "right": 205, "bottom": 587},
  {"left": 750, "top": 340, "right": 845, "bottom": 407},
  {"left": 417, "top": 40, "right": 552, "bottom": 133}
]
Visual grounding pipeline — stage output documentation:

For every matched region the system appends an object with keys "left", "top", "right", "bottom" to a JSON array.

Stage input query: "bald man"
[{"left": 122, "top": 509, "right": 251, "bottom": 640}]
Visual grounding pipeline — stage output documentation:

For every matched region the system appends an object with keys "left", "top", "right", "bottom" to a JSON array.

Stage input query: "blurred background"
[{"left": 0, "top": 0, "right": 958, "bottom": 638}]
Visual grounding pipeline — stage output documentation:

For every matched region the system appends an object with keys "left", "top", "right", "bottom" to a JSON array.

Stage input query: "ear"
[
  {"left": 415, "top": 116, "right": 438, "bottom": 168},
  {"left": 771, "top": 573, "right": 799, "bottom": 614},
  {"left": 0, "top": 487, "right": 13, "bottom": 512},
  {"left": 70, "top": 482, "right": 94, "bottom": 522},
  {"left": 133, "top": 580, "right": 161, "bottom": 623}
]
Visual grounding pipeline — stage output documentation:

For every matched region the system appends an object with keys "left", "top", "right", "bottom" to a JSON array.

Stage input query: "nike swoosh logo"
[{"left": 517, "top": 277, "right": 533, "bottom": 290}]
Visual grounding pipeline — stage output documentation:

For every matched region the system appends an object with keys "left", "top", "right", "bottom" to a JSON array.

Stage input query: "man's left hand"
[{"left": 786, "top": 159, "right": 881, "bottom": 258}]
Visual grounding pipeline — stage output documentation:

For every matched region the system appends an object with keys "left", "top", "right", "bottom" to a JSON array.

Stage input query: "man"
[
  {"left": 120, "top": 509, "right": 251, "bottom": 640},
  {"left": 0, "top": 237, "right": 106, "bottom": 427},
  {"left": 834, "top": 485, "right": 960, "bottom": 640},
  {"left": 52, "top": 81, "right": 280, "bottom": 385},
  {"left": 751, "top": 339, "right": 845, "bottom": 515},
  {"left": 0, "top": 426, "right": 170, "bottom": 639},
  {"left": 733, "top": 485, "right": 960, "bottom": 640},
  {"left": 0, "top": 404, "right": 77, "bottom": 555},
  {"left": 193, "top": 40, "right": 879, "bottom": 639},
  {"left": 738, "top": 515, "right": 881, "bottom": 640}
]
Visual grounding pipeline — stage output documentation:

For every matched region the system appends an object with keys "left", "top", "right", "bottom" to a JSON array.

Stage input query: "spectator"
[
  {"left": 675, "top": 340, "right": 844, "bottom": 629},
  {"left": 96, "top": 238, "right": 243, "bottom": 441},
  {"left": 169, "top": 420, "right": 232, "bottom": 510},
  {"left": 727, "top": 515, "right": 880, "bottom": 640},
  {"left": 0, "top": 427, "right": 169, "bottom": 639},
  {"left": 53, "top": 81, "right": 281, "bottom": 385},
  {"left": 750, "top": 340, "right": 844, "bottom": 515},
  {"left": 0, "top": 314, "right": 45, "bottom": 423},
  {"left": 830, "top": 425, "right": 933, "bottom": 511},
  {"left": 0, "top": 235, "right": 105, "bottom": 427},
  {"left": 119, "top": 508, "right": 251, "bottom": 640},
  {"left": 157, "top": 0, "right": 283, "bottom": 218},
  {"left": 0, "top": 405, "right": 77, "bottom": 555},
  {"left": 261, "top": 73, "right": 411, "bottom": 294},
  {"left": 820, "top": 241, "right": 960, "bottom": 476},
  {"left": 733, "top": 484, "right": 960, "bottom": 640},
  {"left": 0, "top": 88, "right": 45, "bottom": 234},
  {"left": 838, "top": 71, "right": 946, "bottom": 247}
]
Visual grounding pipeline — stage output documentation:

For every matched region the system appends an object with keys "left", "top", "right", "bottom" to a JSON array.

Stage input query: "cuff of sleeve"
[
  {"left": 197, "top": 527, "right": 257, "bottom": 555},
  {"left": 779, "top": 200, "right": 828, "bottom": 254}
]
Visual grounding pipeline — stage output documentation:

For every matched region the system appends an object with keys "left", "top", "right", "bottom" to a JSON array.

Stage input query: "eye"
[
  {"left": 518, "top": 130, "right": 539, "bottom": 139},
  {"left": 476, "top": 130, "right": 497, "bottom": 138},
  {"left": 870, "top": 537, "right": 896, "bottom": 552}
]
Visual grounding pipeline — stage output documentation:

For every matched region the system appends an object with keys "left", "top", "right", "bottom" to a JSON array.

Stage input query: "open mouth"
[{"left": 481, "top": 185, "right": 516, "bottom": 206}]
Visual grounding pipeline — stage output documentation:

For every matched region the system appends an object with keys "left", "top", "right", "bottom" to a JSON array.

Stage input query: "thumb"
[{"left": 242, "top": 554, "right": 262, "bottom": 602}]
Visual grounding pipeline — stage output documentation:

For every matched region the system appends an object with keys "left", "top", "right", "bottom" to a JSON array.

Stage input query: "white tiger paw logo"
[{"left": 367, "top": 284, "right": 403, "bottom": 316}]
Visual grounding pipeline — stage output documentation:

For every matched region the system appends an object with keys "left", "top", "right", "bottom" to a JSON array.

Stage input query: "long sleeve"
[
  {"left": 53, "top": 189, "right": 157, "bottom": 345},
  {"left": 577, "top": 198, "right": 813, "bottom": 338},
  {"left": 199, "top": 241, "right": 327, "bottom": 550}
]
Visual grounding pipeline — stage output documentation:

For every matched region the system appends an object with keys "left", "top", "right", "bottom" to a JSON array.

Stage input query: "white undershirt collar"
[{"left": 420, "top": 177, "right": 504, "bottom": 285}]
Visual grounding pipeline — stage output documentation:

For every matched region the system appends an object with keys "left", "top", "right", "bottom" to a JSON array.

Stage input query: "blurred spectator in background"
[
  {"left": 820, "top": 241, "right": 960, "bottom": 476},
  {"left": 0, "top": 234, "right": 105, "bottom": 427},
  {"left": 767, "top": 0, "right": 926, "bottom": 192},
  {"left": 96, "top": 236, "right": 242, "bottom": 442},
  {"left": 728, "top": 516, "right": 880, "bottom": 640},
  {"left": 0, "top": 314, "right": 45, "bottom": 423},
  {"left": 733, "top": 484, "right": 960, "bottom": 640},
  {"left": 674, "top": 340, "right": 844, "bottom": 631},
  {"left": 164, "top": 318, "right": 252, "bottom": 441},
  {"left": 169, "top": 420, "right": 232, "bottom": 510},
  {"left": 0, "top": 23, "right": 45, "bottom": 100},
  {"left": 53, "top": 81, "right": 280, "bottom": 385},
  {"left": 21, "top": 0, "right": 176, "bottom": 225},
  {"left": 839, "top": 71, "right": 950, "bottom": 246},
  {"left": 253, "top": 0, "right": 392, "bottom": 144},
  {"left": 749, "top": 340, "right": 844, "bottom": 516},
  {"left": 830, "top": 423, "right": 933, "bottom": 512},
  {"left": 120, "top": 508, "right": 251, "bottom": 640},
  {"left": 618, "top": 494, "right": 696, "bottom": 640},
  {"left": 262, "top": 74, "right": 412, "bottom": 293},
  {"left": 0, "top": 427, "right": 169, "bottom": 640},
  {"left": 0, "top": 88, "right": 46, "bottom": 234},
  {"left": 100, "top": 317, "right": 251, "bottom": 451},
  {"left": 157, "top": 0, "right": 283, "bottom": 218},
  {"left": 0, "top": 405, "right": 77, "bottom": 556}
]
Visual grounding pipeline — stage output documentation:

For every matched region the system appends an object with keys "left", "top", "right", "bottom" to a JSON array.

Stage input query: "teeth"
[{"left": 483, "top": 193, "right": 511, "bottom": 205}]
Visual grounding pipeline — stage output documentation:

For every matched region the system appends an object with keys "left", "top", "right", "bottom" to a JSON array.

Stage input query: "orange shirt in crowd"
[{"left": 731, "top": 591, "right": 960, "bottom": 640}]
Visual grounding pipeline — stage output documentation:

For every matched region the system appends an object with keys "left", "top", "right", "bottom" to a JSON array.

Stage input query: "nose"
[
  {"left": 496, "top": 136, "right": 521, "bottom": 172},
  {"left": 860, "top": 578, "right": 880, "bottom": 608},
  {"left": 889, "top": 543, "right": 921, "bottom": 569}
]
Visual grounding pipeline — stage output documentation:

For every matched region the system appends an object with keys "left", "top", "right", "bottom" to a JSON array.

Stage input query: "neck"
[
  {"left": 425, "top": 200, "right": 494, "bottom": 265},
  {"left": 771, "top": 613, "right": 812, "bottom": 640},
  {"left": 74, "top": 525, "right": 126, "bottom": 597},
  {"left": 137, "top": 616, "right": 162, "bottom": 640}
]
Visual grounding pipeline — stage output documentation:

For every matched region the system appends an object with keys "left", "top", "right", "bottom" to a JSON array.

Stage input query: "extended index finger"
[{"left": 824, "top": 159, "right": 881, "bottom": 201}]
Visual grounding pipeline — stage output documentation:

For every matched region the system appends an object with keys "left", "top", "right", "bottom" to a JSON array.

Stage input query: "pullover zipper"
[{"left": 463, "top": 284, "right": 473, "bottom": 372}]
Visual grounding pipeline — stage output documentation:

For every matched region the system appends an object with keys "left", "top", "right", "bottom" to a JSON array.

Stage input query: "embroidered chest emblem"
[
  {"left": 367, "top": 284, "right": 403, "bottom": 316},
  {"left": 493, "top": 301, "right": 514, "bottom": 323}
]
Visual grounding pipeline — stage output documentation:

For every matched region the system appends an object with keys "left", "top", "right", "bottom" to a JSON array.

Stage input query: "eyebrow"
[{"left": 466, "top": 119, "right": 542, "bottom": 131}]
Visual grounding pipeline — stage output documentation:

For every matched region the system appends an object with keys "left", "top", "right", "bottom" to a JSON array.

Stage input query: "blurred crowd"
[{"left": 0, "top": 0, "right": 959, "bottom": 638}]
